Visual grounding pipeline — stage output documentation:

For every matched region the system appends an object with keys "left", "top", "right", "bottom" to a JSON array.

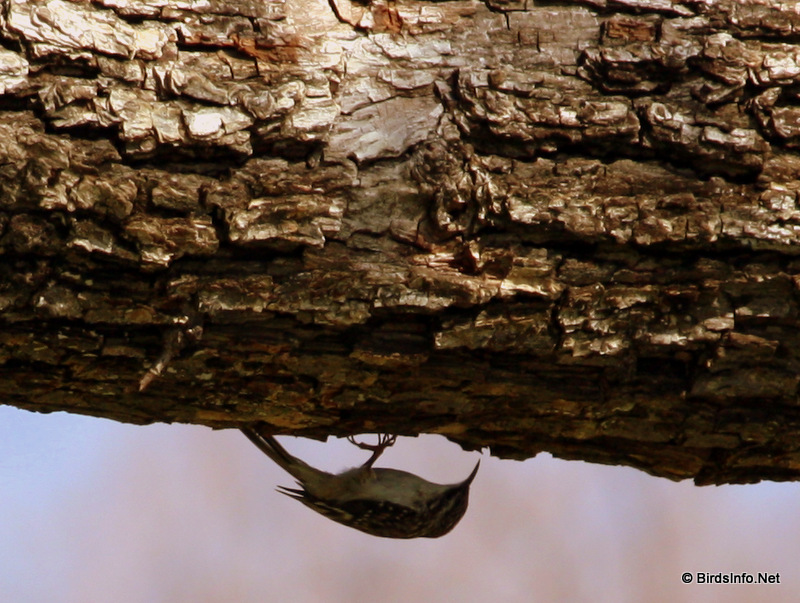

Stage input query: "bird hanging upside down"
[{"left": 240, "top": 427, "right": 479, "bottom": 539}]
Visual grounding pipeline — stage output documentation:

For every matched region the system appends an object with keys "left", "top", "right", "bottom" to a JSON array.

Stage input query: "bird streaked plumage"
[{"left": 240, "top": 428, "right": 479, "bottom": 538}]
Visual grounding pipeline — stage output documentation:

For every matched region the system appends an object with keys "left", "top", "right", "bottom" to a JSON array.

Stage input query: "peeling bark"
[{"left": 3, "top": 0, "right": 800, "bottom": 485}]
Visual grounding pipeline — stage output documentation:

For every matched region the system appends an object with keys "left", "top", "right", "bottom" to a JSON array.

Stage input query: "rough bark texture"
[{"left": 3, "top": 0, "right": 800, "bottom": 485}]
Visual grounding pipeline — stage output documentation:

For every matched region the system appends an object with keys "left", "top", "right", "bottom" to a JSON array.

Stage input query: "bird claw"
[
  {"left": 347, "top": 434, "right": 397, "bottom": 467},
  {"left": 347, "top": 434, "right": 397, "bottom": 452}
]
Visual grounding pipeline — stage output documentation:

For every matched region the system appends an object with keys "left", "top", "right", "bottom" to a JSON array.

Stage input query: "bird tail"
[{"left": 240, "top": 426, "right": 318, "bottom": 481}]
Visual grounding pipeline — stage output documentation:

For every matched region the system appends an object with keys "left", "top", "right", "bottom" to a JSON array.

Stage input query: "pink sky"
[{"left": 1, "top": 406, "right": 796, "bottom": 602}]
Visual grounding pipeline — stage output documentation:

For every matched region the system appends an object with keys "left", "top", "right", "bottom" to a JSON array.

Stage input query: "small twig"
[{"left": 138, "top": 315, "right": 203, "bottom": 392}]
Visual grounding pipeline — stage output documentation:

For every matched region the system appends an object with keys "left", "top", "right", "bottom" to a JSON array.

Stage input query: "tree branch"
[{"left": 3, "top": 0, "right": 800, "bottom": 485}]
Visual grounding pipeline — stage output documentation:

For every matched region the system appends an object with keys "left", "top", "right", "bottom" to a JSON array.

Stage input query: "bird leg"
[{"left": 347, "top": 434, "right": 397, "bottom": 468}]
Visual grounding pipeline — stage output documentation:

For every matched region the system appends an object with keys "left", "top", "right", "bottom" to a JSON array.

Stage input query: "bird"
[{"left": 240, "top": 427, "right": 480, "bottom": 538}]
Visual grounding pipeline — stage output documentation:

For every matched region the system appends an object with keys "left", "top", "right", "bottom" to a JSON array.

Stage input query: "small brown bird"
[{"left": 240, "top": 428, "right": 479, "bottom": 539}]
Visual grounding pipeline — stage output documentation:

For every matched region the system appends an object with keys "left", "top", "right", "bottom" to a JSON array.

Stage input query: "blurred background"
[{"left": 1, "top": 404, "right": 796, "bottom": 602}]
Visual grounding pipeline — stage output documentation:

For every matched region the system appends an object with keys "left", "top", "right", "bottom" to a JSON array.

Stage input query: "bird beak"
[{"left": 462, "top": 460, "right": 480, "bottom": 485}]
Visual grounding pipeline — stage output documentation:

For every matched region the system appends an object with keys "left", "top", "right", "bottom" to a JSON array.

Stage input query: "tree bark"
[{"left": 2, "top": 0, "right": 800, "bottom": 485}]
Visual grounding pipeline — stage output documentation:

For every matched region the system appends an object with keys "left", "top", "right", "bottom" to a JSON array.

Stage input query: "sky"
[{"left": 1, "top": 405, "right": 797, "bottom": 603}]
